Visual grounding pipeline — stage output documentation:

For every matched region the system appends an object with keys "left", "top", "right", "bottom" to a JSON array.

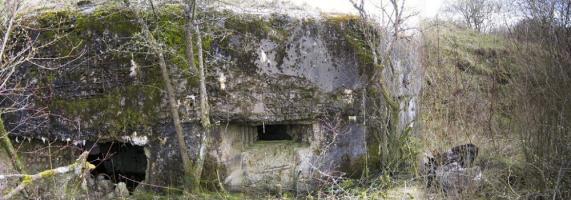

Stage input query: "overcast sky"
[{"left": 290, "top": 0, "right": 446, "bottom": 18}]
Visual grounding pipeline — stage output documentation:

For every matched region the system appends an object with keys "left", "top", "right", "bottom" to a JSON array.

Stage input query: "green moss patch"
[
  {"left": 323, "top": 15, "right": 375, "bottom": 74},
  {"left": 50, "top": 84, "right": 162, "bottom": 138}
]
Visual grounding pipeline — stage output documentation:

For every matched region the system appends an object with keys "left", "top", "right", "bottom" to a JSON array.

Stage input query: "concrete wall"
[{"left": 1, "top": 4, "right": 422, "bottom": 194}]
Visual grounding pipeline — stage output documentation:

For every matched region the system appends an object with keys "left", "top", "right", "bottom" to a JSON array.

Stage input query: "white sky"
[{"left": 290, "top": 0, "right": 446, "bottom": 18}]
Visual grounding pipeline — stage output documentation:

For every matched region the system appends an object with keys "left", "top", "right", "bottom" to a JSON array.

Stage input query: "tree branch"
[{"left": 1, "top": 151, "right": 95, "bottom": 200}]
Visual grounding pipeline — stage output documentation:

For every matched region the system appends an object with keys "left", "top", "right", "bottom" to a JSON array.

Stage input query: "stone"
[
  {"left": 115, "top": 182, "right": 130, "bottom": 198},
  {"left": 435, "top": 162, "right": 482, "bottom": 196},
  {"left": 87, "top": 175, "right": 95, "bottom": 188},
  {"left": 422, "top": 144, "right": 482, "bottom": 197},
  {"left": 92, "top": 191, "right": 103, "bottom": 198},
  {"left": 433, "top": 143, "right": 479, "bottom": 168},
  {"left": 95, "top": 174, "right": 113, "bottom": 193},
  {"left": 105, "top": 191, "right": 116, "bottom": 199}
]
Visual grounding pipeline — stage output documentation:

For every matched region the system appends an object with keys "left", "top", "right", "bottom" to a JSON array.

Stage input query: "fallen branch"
[{"left": 0, "top": 151, "right": 95, "bottom": 199}]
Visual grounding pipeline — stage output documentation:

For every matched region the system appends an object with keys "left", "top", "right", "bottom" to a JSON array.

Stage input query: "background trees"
[
  {"left": 444, "top": 0, "right": 502, "bottom": 32},
  {"left": 508, "top": 1, "right": 571, "bottom": 198}
]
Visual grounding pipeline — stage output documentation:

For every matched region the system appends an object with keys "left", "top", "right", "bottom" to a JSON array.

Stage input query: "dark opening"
[
  {"left": 86, "top": 142, "right": 147, "bottom": 192},
  {"left": 257, "top": 125, "right": 292, "bottom": 140}
]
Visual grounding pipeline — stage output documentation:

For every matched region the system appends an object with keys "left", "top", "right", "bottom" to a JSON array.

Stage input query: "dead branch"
[{"left": 0, "top": 151, "right": 95, "bottom": 200}]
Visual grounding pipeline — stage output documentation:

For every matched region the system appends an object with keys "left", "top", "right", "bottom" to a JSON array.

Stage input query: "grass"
[{"left": 420, "top": 20, "right": 571, "bottom": 199}]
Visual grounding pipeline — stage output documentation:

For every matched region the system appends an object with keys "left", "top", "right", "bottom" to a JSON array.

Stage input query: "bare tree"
[
  {"left": 191, "top": 12, "right": 211, "bottom": 193},
  {"left": 513, "top": 0, "right": 571, "bottom": 48},
  {"left": 445, "top": 0, "right": 501, "bottom": 32},
  {"left": 130, "top": 0, "right": 212, "bottom": 192},
  {"left": 130, "top": 0, "right": 196, "bottom": 192},
  {"left": 516, "top": 0, "right": 570, "bottom": 26},
  {"left": 506, "top": 1, "right": 571, "bottom": 198},
  {"left": 348, "top": 0, "right": 421, "bottom": 175},
  {"left": 183, "top": 0, "right": 197, "bottom": 75},
  {"left": 182, "top": 0, "right": 210, "bottom": 192},
  {"left": 349, "top": 0, "right": 398, "bottom": 134},
  {"left": 1, "top": 0, "right": 29, "bottom": 177}
]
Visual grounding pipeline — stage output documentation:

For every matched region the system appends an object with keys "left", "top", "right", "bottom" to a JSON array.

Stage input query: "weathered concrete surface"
[
  {"left": 1, "top": 2, "right": 422, "bottom": 195},
  {"left": 382, "top": 38, "right": 424, "bottom": 133},
  {"left": 211, "top": 122, "right": 367, "bottom": 193}
]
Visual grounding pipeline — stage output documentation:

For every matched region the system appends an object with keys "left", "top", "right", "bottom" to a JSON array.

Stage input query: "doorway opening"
[{"left": 86, "top": 142, "right": 147, "bottom": 192}]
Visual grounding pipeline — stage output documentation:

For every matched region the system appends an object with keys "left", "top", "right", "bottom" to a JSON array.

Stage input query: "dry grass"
[{"left": 420, "top": 20, "right": 571, "bottom": 199}]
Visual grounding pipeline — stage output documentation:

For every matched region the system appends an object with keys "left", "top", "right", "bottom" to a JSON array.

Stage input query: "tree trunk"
[
  {"left": 0, "top": 2, "right": 23, "bottom": 174},
  {"left": 134, "top": 9, "right": 194, "bottom": 192},
  {"left": 183, "top": 0, "right": 197, "bottom": 75},
  {"left": 0, "top": 11, "right": 14, "bottom": 67},
  {"left": 0, "top": 1, "right": 17, "bottom": 67},
  {"left": 182, "top": 0, "right": 211, "bottom": 191},
  {"left": 0, "top": 115, "right": 27, "bottom": 174},
  {"left": 0, "top": 115, "right": 31, "bottom": 200},
  {"left": 195, "top": 24, "right": 210, "bottom": 129},
  {"left": 192, "top": 21, "right": 210, "bottom": 192},
  {"left": 352, "top": 9, "right": 402, "bottom": 170},
  {"left": 157, "top": 50, "right": 195, "bottom": 191}
]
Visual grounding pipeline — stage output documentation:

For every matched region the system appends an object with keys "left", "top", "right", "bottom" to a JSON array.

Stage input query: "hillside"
[{"left": 421, "top": 20, "right": 571, "bottom": 199}]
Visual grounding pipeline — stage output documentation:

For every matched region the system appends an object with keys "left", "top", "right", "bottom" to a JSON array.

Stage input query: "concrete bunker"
[{"left": 86, "top": 142, "right": 147, "bottom": 192}]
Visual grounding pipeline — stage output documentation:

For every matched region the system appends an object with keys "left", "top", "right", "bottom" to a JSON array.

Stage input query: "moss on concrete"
[
  {"left": 216, "top": 12, "right": 292, "bottom": 72},
  {"left": 324, "top": 15, "right": 375, "bottom": 74},
  {"left": 50, "top": 84, "right": 162, "bottom": 138},
  {"left": 30, "top": 6, "right": 161, "bottom": 139}
]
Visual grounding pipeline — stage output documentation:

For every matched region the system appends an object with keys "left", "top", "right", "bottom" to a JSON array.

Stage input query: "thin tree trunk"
[
  {"left": 182, "top": 0, "right": 210, "bottom": 191},
  {"left": 356, "top": 11, "right": 402, "bottom": 170},
  {"left": 0, "top": 11, "right": 14, "bottom": 67},
  {"left": 192, "top": 21, "right": 210, "bottom": 192},
  {"left": 351, "top": 5, "right": 400, "bottom": 129},
  {"left": 0, "top": 0, "right": 18, "bottom": 67},
  {"left": 195, "top": 24, "right": 210, "bottom": 129},
  {"left": 157, "top": 50, "right": 194, "bottom": 190},
  {"left": 0, "top": 1, "right": 17, "bottom": 88},
  {"left": 134, "top": 8, "right": 194, "bottom": 192},
  {"left": 0, "top": 2, "right": 24, "bottom": 174},
  {"left": 0, "top": 115, "right": 27, "bottom": 174},
  {"left": 0, "top": 115, "right": 31, "bottom": 200},
  {"left": 183, "top": 0, "right": 197, "bottom": 75}
]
